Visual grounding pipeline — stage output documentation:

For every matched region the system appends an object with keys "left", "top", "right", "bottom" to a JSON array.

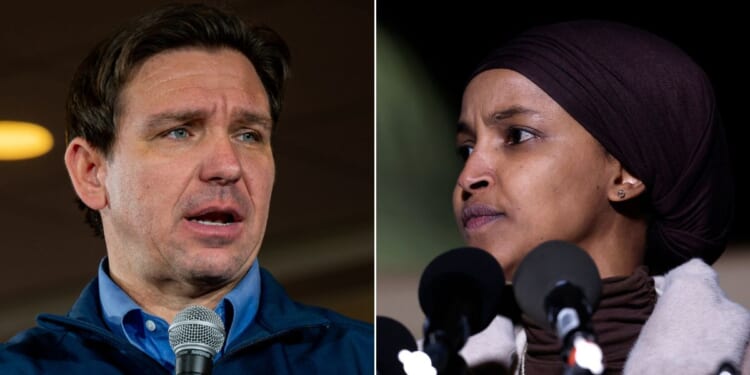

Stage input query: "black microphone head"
[
  {"left": 168, "top": 305, "right": 226, "bottom": 356},
  {"left": 418, "top": 247, "right": 505, "bottom": 335},
  {"left": 377, "top": 315, "right": 417, "bottom": 375},
  {"left": 513, "top": 240, "right": 601, "bottom": 328}
]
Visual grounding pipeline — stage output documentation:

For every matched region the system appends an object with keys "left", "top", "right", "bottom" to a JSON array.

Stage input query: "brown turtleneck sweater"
[{"left": 523, "top": 267, "right": 657, "bottom": 375}]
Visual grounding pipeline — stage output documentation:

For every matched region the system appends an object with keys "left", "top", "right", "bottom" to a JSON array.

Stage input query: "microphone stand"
[
  {"left": 422, "top": 315, "right": 471, "bottom": 375},
  {"left": 547, "top": 283, "right": 604, "bottom": 375},
  {"left": 561, "top": 331, "right": 601, "bottom": 375}
]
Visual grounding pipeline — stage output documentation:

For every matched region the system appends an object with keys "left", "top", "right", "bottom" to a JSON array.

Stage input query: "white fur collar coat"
[{"left": 460, "top": 259, "right": 750, "bottom": 374}]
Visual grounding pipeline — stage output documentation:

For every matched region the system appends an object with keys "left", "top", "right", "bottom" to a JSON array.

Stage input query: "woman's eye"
[
  {"left": 166, "top": 128, "right": 190, "bottom": 139},
  {"left": 457, "top": 145, "right": 474, "bottom": 161},
  {"left": 507, "top": 127, "right": 536, "bottom": 145}
]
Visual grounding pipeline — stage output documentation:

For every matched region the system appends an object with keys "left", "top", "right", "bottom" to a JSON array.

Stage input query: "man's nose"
[{"left": 199, "top": 135, "right": 242, "bottom": 185}]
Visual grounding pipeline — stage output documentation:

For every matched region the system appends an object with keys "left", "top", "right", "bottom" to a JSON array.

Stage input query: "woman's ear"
[
  {"left": 609, "top": 163, "right": 645, "bottom": 202},
  {"left": 64, "top": 137, "right": 108, "bottom": 210}
]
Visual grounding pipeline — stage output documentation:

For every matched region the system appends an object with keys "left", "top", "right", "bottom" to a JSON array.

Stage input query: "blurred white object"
[
  {"left": 398, "top": 349, "right": 436, "bottom": 375},
  {"left": 572, "top": 336, "right": 604, "bottom": 374}
]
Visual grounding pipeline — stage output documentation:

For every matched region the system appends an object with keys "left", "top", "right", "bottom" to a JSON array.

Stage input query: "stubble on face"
[{"left": 100, "top": 48, "right": 274, "bottom": 295}]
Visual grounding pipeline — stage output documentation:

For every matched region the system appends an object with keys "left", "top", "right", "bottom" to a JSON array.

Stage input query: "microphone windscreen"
[
  {"left": 418, "top": 247, "right": 505, "bottom": 335},
  {"left": 512, "top": 240, "right": 602, "bottom": 328},
  {"left": 168, "top": 305, "right": 226, "bottom": 356},
  {"left": 377, "top": 315, "right": 417, "bottom": 374}
]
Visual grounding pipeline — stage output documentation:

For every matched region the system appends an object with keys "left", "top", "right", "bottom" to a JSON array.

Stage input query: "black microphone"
[
  {"left": 418, "top": 247, "right": 505, "bottom": 374},
  {"left": 513, "top": 240, "right": 603, "bottom": 374},
  {"left": 168, "top": 305, "right": 226, "bottom": 375},
  {"left": 716, "top": 362, "right": 740, "bottom": 375},
  {"left": 377, "top": 315, "right": 417, "bottom": 375}
]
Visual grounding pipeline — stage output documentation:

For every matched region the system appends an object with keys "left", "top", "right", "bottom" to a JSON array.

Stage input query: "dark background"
[
  {"left": 376, "top": 3, "right": 749, "bottom": 336},
  {"left": 378, "top": 3, "right": 748, "bottom": 243},
  {"left": 0, "top": 0, "right": 373, "bottom": 340}
]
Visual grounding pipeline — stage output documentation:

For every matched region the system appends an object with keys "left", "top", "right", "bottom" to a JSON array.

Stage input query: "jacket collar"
[
  {"left": 39, "top": 267, "right": 331, "bottom": 352},
  {"left": 66, "top": 277, "right": 111, "bottom": 330},
  {"left": 624, "top": 259, "right": 750, "bottom": 374},
  {"left": 460, "top": 259, "right": 750, "bottom": 373},
  {"left": 226, "top": 268, "right": 331, "bottom": 350}
]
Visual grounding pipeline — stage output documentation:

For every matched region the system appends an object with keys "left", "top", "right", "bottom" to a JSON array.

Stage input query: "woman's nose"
[{"left": 456, "top": 151, "right": 494, "bottom": 200}]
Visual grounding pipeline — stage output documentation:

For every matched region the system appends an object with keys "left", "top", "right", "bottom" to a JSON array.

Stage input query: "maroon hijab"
[{"left": 472, "top": 20, "right": 733, "bottom": 273}]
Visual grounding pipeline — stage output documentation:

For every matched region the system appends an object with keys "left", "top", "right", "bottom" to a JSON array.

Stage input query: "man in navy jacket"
[{"left": 0, "top": 3, "right": 372, "bottom": 373}]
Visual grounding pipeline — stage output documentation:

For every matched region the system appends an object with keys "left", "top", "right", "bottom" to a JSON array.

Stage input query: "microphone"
[
  {"left": 418, "top": 247, "right": 505, "bottom": 374},
  {"left": 377, "top": 315, "right": 417, "bottom": 375},
  {"left": 513, "top": 240, "right": 603, "bottom": 374},
  {"left": 716, "top": 362, "right": 740, "bottom": 375},
  {"left": 168, "top": 305, "right": 226, "bottom": 375}
]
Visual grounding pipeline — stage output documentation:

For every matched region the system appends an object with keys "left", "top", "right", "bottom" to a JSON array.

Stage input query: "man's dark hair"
[{"left": 66, "top": 2, "right": 290, "bottom": 237}]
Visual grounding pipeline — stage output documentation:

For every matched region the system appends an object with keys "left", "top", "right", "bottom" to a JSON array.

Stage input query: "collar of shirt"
[{"left": 97, "top": 258, "right": 261, "bottom": 371}]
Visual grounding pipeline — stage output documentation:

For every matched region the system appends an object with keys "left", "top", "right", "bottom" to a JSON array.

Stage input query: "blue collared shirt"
[{"left": 98, "top": 258, "right": 261, "bottom": 371}]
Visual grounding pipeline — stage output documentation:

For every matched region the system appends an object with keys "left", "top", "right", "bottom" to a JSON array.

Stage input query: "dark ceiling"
[
  {"left": 378, "top": 3, "right": 749, "bottom": 243},
  {"left": 0, "top": 0, "right": 373, "bottom": 339}
]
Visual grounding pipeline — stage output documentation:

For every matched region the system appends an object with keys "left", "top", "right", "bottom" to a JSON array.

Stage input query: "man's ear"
[
  {"left": 608, "top": 162, "right": 646, "bottom": 202},
  {"left": 64, "top": 137, "right": 108, "bottom": 210}
]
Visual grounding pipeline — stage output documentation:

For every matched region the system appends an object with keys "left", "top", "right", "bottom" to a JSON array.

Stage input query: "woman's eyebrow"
[
  {"left": 491, "top": 105, "right": 539, "bottom": 121},
  {"left": 456, "top": 121, "right": 472, "bottom": 136},
  {"left": 457, "top": 105, "right": 540, "bottom": 134}
]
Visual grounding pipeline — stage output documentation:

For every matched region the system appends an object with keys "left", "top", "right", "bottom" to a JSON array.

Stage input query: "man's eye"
[
  {"left": 507, "top": 127, "right": 536, "bottom": 145},
  {"left": 166, "top": 128, "right": 190, "bottom": 139},
  {"left": 457, "top": 145, "right": 474, "bottom": 161},
  {"left": 237, "top": 131, "right": 261, "bottom": 143}
]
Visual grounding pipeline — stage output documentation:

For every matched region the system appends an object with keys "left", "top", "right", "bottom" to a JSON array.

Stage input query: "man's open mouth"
[{"left": 186, "top": 209, "right": 241, "bottom": 226}]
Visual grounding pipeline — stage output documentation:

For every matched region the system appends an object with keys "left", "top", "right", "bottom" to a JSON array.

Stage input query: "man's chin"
[
  {"left": 188, "top": 273, "right": 233, "bottom": 287},
  {"left": 179, "top": 260, "right": 246, "bottom": 287},
  {"left": 182, "top": 267, "right": 240, "bottom": 288}
]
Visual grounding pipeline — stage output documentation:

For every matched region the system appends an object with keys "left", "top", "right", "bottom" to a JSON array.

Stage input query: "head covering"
[{"left": 472, "top": 20, "right": 733, "bottom": 273}]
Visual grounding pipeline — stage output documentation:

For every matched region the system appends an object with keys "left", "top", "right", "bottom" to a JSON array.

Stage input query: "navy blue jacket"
[{"left": 0, "top": 268, "right": 373, "bottom": 374}]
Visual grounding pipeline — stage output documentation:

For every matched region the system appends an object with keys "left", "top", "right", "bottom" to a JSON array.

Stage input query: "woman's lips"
[{"left": 462, "top": 204, "right": 504, "bottom": 230}]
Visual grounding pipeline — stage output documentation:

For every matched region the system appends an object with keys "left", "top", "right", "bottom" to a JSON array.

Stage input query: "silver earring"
[{"left": 617, "top": 189, "right": 626, "bottom": 199}]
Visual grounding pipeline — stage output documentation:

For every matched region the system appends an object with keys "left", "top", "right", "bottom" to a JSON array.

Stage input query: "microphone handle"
[
  {"left": 563, "top": 366, "right": 594, "bottom": 375},
  {"left": 175, "top": 348, "right": 214, "bottom": 375}
]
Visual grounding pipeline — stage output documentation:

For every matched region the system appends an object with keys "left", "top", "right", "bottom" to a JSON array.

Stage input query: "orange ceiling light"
[{"left": 0, "top": 121, "right": 54, "bottom": 160}]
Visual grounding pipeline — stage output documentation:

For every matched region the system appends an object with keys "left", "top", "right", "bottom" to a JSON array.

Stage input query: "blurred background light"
[{"left": 0, "top": 121, "right": 54, "bottom": 160}]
